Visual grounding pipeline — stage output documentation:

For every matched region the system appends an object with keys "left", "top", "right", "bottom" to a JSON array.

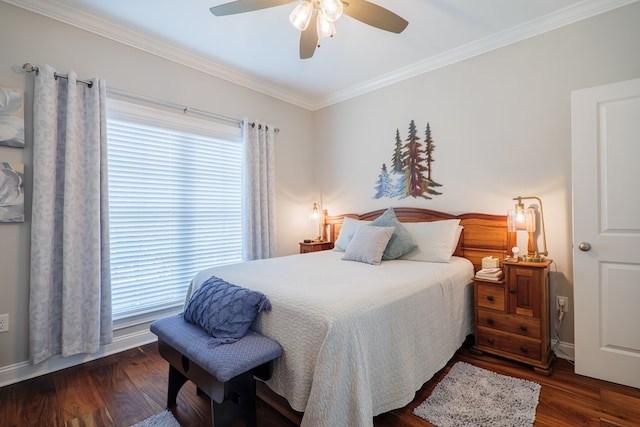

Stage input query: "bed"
[{"left": 185, "top": 207, "right": 513, "bottom": 427}]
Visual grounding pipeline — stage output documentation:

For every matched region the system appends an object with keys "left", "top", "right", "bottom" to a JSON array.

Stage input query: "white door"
[{"left": 571, "top": 78, "right": 640, "bottom": 389}]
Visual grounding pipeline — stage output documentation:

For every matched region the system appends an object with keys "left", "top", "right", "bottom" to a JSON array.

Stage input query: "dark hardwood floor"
[{"left": 1, "top": 341, "right": 639, "bottom": 427}]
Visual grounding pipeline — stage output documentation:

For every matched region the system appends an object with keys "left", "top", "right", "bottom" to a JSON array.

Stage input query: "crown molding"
[
  {"left": 4, "top": 0, "right": 638, "bottom": 111},
  {"left": 2, "top": 0, "right": 316, "bottom": 110}
]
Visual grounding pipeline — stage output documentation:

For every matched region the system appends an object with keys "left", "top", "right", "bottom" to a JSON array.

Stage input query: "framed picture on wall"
[
  {"left": 0, "top": 86, "right": 25, "bottom": 148},
  {"left": 0, "top": 162, "right": 24, "bottom": 223}
]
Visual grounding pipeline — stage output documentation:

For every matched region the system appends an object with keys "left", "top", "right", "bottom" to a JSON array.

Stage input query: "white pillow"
[
  {"left": 333, "top": 217, "right": 371, "bottom": 252},
  {"left": 342, "top": 225, "right": 394, "bottom": 265},
  {"left": 400, "top": 220, "right": 462, "bottom": 262},
  {"left": 452, "top": 225, "right": 464, "bottom": 255}
]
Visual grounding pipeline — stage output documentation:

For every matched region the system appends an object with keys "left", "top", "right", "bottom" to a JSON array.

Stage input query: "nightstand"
[
  {"left": 299, "top": 241, "right": 334, "bottom": 254},
  {"left": 472, "top": 259, "right": 553, "bottom": 375}
]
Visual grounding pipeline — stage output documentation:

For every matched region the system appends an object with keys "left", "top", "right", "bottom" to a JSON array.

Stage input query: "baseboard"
[
  {"left": 0, "top": 329, "right": 157, "bottom": 388},
  {"left": 1, "top": 333, "right": 576, "bottom": 388},
  {"left": 552, "top": 339, "right": 575, "bottom": 361}
]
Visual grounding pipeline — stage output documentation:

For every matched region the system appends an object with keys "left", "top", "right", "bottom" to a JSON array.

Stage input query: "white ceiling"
[{"left": 6, "top": 0, "right": 636, "bottom": 109}]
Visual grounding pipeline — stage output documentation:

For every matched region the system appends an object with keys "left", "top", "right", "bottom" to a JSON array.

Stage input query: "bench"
[{"left": 150, "top": 314, "right": 283, "bottom": 427}]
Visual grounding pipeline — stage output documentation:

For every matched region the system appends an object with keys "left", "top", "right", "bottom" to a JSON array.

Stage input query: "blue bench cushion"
[{"left": 150, "top": 314, "right": 282, "bottom": 382}]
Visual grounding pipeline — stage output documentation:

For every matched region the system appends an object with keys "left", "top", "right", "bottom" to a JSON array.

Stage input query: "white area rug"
[
  {"left": 131, "top": 411, "right": 180, "bottom": 427},
  {"left": 413, "top": 361, "right": 541, "bottom": 427}
]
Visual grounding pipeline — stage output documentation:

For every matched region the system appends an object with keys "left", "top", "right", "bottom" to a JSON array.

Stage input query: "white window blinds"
[{"left": 106, "top": 99, "right": 243, "bottom": 321}]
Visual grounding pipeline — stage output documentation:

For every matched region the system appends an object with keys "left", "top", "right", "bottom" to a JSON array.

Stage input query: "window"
[{"left": 107, "top": 99, "right": 243, "bottom": 323}]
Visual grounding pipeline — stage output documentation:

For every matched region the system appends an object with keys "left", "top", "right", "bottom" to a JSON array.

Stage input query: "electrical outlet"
[
  {"left": 0, "top": 314, "right": 9, "bottom": 333},
  {"left": 556, "top": 296, "right": 569, "bottom": 313}
]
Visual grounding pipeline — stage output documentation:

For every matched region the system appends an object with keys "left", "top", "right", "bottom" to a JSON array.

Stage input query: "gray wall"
[
  {"left": 312, "top": 2, "right": 640, "bottom": 355},
  {"left": 0, "top": 2, "right": 315, "bottom": 374}
]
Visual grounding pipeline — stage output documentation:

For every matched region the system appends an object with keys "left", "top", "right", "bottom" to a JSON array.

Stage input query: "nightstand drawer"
[
  {"left": 476, "top": 283, "right": 506, "bottom": 312},
  {"left": 476, "top": 327, "right": 542, "bottom": 361},
  {"left": 476, "top": 309, "right": 541, "bottom": 339}
]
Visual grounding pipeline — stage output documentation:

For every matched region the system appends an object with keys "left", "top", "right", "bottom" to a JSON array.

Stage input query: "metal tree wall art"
[{"left": 373, "top": 120, "right": 442, "bottom": 200}]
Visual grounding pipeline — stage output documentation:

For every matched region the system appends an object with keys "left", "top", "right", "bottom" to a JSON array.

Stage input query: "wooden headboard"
[{"left": 324, "top": 207, "right": 515, "bottom": 272}]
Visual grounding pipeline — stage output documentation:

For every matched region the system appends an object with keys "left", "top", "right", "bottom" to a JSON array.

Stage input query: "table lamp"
[{"left": 507, "top": 196, "right": 548, "bottom": 262}]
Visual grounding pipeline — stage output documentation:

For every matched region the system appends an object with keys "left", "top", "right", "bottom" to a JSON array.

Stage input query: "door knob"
[{"left": 578, "top": 242, "right": 591, "bottom": 252}]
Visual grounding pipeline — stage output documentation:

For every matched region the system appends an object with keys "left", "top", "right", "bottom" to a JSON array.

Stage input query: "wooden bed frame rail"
[{"left": 323, "top": 207, "right": 515, "bottom": 272}]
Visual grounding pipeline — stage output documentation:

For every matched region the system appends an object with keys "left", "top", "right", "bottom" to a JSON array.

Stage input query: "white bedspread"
[{"left": 186, "top": 250, "right": 474, "bottom": 427}]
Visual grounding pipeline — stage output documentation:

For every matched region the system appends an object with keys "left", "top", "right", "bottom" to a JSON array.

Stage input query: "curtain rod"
[
  {"left": 23, "top": 63, "right": 279, "bottom": 133},
  {"left": 22, "top": 63, "right": 93, "bottom": 88},
  {"left": 109, "top": 88, "right": 279, "bottom": 132},
  {"left": 107, "top": 87, "right": 242, "bottom": 129}
]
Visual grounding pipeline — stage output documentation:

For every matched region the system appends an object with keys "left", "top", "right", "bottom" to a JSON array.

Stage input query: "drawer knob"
[
  {"left": 487, "top": 318, "right": 495, "bottom": 325},
  {"left": 487, "top": 338, "right": 495, "bottom": 345},
  {"left": 486, "top": 295, "right": 494, "bottom": 302},
  {"left": 509, "top": 288, "right": 516, "bottom": 294},
  {"left": 520, "top": 346, "right": 528, "bottom": 354},
  {"left": 519, "top": 325, "right": 528, "bottom": 332}
]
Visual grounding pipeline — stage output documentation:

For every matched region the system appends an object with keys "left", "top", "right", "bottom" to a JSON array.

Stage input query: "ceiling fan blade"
[
  {"left": 299, "top": 9, "right": 318, "bottom": 59},
  {"left": 210, "top": 0, "right": 294, "bottom": 16},
  {"left": 342, "top": 0, "right": 408, "bottom": 33}
]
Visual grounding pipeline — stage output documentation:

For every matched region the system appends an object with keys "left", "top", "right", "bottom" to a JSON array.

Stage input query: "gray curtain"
[
  {"left": 29, "top": 64, "right": 112, "bottom": 364},
  {"left": 242, "top": 120, "right": 276, "bottom": 260}
]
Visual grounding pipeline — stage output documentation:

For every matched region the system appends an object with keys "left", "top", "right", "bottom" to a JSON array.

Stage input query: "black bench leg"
[
  {"left": 167, "top": 364, "right": 189, "bottom": 409},
  {"left": 211, "top": 373, "right": 257, "bottom": 427}
]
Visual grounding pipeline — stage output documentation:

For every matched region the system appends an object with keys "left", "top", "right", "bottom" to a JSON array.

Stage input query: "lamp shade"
[
  {"left": 507, "top": 198, "right": 526, "bottom": 231},
  {"left": 311, "top": 202, "right": 320, "bottom": 221},
  {"left": 317, "top": 11, "right": 336, "bottom": 39},
  {"left": 320, "top": 0, "right": 343, "bottom": 22},
  {"left": 290, "top": 0, "right": 313, "bottom": 31},
  {"left": 507, "top": 200, "right": 537, "bottom": 231},
  {"left": 507, "top": 209, "right": 524, "bottom": 231}
]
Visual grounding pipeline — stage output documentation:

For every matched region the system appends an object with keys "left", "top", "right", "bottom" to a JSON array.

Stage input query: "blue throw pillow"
[
  {"left": 183, "top": 276, "right": 271, "bottom": 343},
  {"left": 371, "top": 207, "right": 417, "bottom": 260}
]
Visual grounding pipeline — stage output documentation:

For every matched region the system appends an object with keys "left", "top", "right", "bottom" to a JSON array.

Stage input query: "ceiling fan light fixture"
[
  {"left": 210, "top": 0, "right": 408, "bottom": 59},
  {"left": 289, "top": 0, "right": 314, "bottom": 31},
  {"left": 319, "top": 0, "right": 343, "bottom": 22},
  {"left": 316, "top": 10, "right": 336, "bottom": 39}
]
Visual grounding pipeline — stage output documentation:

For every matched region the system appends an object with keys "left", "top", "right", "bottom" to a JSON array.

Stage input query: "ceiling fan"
[{"left": 209, "top": 0, "right": 408, "bottom": 59}]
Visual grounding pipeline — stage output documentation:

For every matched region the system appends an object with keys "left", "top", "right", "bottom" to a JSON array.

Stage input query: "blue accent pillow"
[
  {"left": 371, "top": 207, "right": 417, "bottom": 260},
  {"left": 183, "top": 276, "right": 271, "bottom": 344}
]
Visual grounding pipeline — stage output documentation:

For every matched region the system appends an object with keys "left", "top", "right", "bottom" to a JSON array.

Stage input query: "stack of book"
[{"left": 475, "top": 268, "right": 503, "bottom": 281}]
